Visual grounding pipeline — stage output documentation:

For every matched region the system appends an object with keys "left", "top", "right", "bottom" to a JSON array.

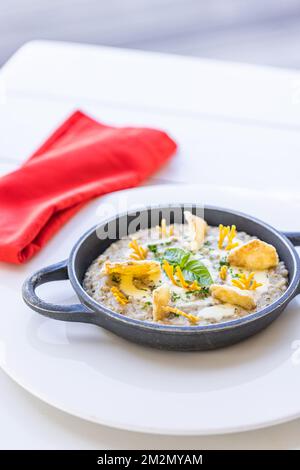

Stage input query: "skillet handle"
[
  {"left": 283, "top": 232, "right": 300, "bottom": 246},
  {"left": 22, "top": 260, "right": 95, "bottom": 323},
  {"left": 283, "top": 232, "right": 300, "bottom": 297}
]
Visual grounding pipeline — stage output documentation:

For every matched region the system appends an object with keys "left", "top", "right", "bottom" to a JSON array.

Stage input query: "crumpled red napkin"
[{"left": 0, "top": 110, "right": 177, "bottom": 264}]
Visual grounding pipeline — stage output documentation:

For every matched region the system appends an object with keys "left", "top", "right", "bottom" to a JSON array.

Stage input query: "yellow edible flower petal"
[
  {"left": 175, "top": 266, "right": 201, "bottom": 291},
  {"left": 188, "top": 281, "right": 201, "bottom": 291},
  {"left": 111, "top": 286, "right": 128, "bottom": 305},
  {"left": 218, "top": 224, "right": 229, "bottom": 249},
  {"left": 128, "top": 238, "right": 148, "bottom": 260},
  {"left": 161, "top": 218, "right": 167, "bottom": 237},
  {"left": 162, "top": 260, "right": 178, "bottom": 286},
  {"left": 218, "top": 224, "right": 239, "bottom": 250},
  {"left": 225, "top": 241, "right": 239, "bottom": 251},
  {"left": 231, "top": 278, "right": 247, "bottom": 289},
  {"left": 162, "top": 306, "right": 199, "bottom": 324},
  {"left": 249, "top": 280, "right": 263, "bottom": 290},
  {"left": 227, "top": 225, "right": 237, "bottom": 244},
  {"left": 156, "top": 218, "right": 174, "bottom": 238},
  {"left": 240, "top": 272, "right": 254, "bottom": 289},
  {"left": 231, "top": 272, "right": 263, "bottom": 290},
  {"left": 219, "top": 265, "right": 228, "bottom": 280},
  {"left": 175, "top": 266, "right": 188, "bottom": 288},
  {"left": 163, "top": 261, "right": 201, "bottom": 291}
]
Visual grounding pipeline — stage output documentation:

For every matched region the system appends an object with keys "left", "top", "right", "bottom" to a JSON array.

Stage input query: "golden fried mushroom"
[
  {"left": 104, "top": 260, "right": 161, "bottom": 299},
  {"left": 184, "top": 211, "right": 207, "bottom": 251},
  {"left": 210, "top": 284, "right": 256, "bottom": 310},
  {"left": 228, "top": 239, "right": 279, "bottom": 270},
  {"left": 104, "top": 260, "right": 161, "bottom": 277},
  {"left": 152, "top": 284, "right": 171, "bottom": 322}
]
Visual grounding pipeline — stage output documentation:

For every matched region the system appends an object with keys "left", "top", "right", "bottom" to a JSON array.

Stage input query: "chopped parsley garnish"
[
  {"left": 147, "top": 240, "right": 173, "bottom": 259},
  {"left": 219, "top": 257, "right": 229, "bottom": 268},
  {"left": 171, "top": 292, "right": 181, "bottom": 302},
  {"left": 185, "top": 287, "right": 209, "bottom": 298},
  {"left": 147, "top": 244, "right": 158, "bottom": 254},
  {"left": 227, "top": 267, "right": 239, "bottom": 278},
  {"left": 201, "top": 287, "right": 210, "bottom": 296}
]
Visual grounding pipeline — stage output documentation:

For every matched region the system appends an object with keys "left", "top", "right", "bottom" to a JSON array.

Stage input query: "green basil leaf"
[
  {"left": 163, "top": 248, "right": 191, "bottom": 268},
  {"left": 163, "top": 248, "right": 213, "bottom": 287},
  {"left": 182, "top": 259, "right": 213, "bottom": 287}
]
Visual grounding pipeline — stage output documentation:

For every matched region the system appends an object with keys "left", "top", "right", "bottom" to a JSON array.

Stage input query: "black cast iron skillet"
[{"left": 22, "top": 205, "right": 300, "bottom": 350}]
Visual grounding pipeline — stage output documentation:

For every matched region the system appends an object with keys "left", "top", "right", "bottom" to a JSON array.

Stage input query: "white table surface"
[{"left": 0, "top": 40, "right": 300, "bottom": 449}]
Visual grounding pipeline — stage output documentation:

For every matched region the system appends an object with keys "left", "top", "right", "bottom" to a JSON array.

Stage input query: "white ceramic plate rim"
[{"left": 3, "top": 360, "right": 300, "bottom": 436}]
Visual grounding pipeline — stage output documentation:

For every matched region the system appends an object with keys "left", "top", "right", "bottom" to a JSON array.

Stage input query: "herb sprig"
[{"left": 163, "top": 248, "right": 213, "bottom": 287}]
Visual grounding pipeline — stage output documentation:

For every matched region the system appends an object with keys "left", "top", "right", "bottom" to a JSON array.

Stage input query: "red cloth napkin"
[{"left": 0, "top": 111, "right": 177, "bottom": 264}]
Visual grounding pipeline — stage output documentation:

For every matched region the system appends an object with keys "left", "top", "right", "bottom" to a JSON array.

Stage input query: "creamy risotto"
[{"left": 83, "top": 212, "right": 288, "bottom": 326}]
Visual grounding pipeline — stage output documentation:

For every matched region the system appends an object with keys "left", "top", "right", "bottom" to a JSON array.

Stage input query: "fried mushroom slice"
[
  {"left": 184, "top": 211, "right": 207, "bottom": 251},
  {"left": 104, "top": 260, "right": 161, "bottom": 298},
  {"left": 210, "top": 284, "right": 256, "bottom": 310},
  {"left": 103, "top": 260, "right": 161, "bottom": 277},
  {"left": 228, "top": 239, "right": 279, "bottom": 270},
  {"left": 152, "top": 283, "right": 171, "bottom": 322}
]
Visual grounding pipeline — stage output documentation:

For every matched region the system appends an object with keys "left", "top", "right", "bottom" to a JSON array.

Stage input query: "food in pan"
[{"left": 83, "top": 212, "right": 288, "bottom": 326}]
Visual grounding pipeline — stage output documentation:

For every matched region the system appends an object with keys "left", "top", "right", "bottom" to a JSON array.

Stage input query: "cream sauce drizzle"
[{"left": 199, "top": 304, "right": 236, "bottom": 321}]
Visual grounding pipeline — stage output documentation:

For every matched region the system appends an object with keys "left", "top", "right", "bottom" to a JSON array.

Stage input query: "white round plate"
[{"left": 0, "top": 183, "right": 300, "bottom": 435}]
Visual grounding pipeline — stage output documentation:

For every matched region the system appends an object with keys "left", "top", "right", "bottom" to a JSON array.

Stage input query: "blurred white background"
[{"left": 1, "top": 0, "right": 300, "bottom": 68}]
